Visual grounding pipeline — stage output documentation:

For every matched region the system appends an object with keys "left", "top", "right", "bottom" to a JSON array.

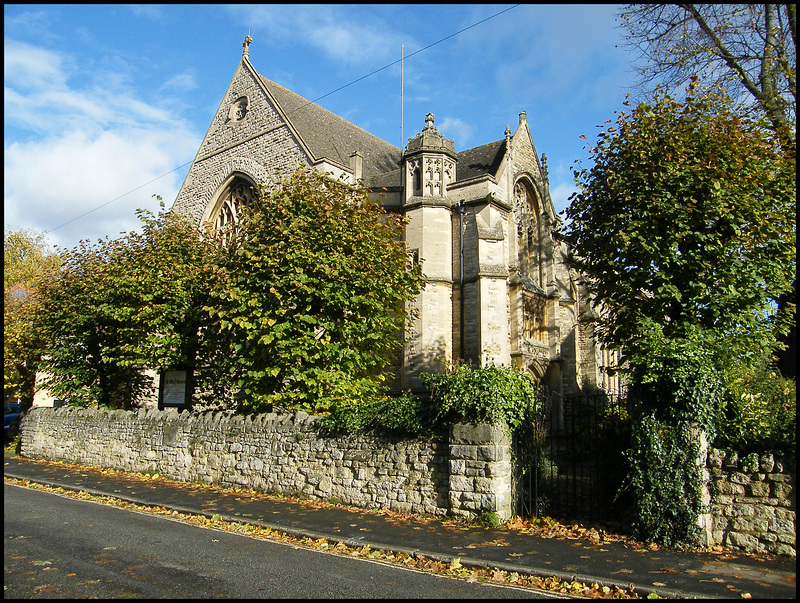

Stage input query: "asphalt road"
[{"left": 4, "top": 483, "right": 557, "bottom": 599}]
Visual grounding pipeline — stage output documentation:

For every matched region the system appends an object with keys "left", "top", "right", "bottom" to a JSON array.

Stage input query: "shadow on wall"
[{"left": 406, "top": 336, "right": 450, "bottom": 395}]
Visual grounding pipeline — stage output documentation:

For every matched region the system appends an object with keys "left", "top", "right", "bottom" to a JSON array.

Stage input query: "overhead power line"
[
  {"left": 46, "top": 162, "right": 193, "bottom": 234},
  {"left": 46, "top": 4, "right": 520, "bottom": 236}
]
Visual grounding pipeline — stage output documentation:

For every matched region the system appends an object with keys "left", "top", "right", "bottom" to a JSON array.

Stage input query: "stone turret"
[
  {"left": 400, "top": 114, "right": 460, "bottom": 390},
  {"left": 403, "top": 113, "right": 457, "bottom": 203}
]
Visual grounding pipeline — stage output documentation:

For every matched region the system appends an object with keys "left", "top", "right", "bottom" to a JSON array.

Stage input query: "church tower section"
[
  {"left": 501, "top": 111, "right": 580, "bottom": 394},
  {"left": 447, "top": 133, "right": 514, "bottom": 373},
  {"left": 401, "top": 114, "right": 458, "bottom": 390}
]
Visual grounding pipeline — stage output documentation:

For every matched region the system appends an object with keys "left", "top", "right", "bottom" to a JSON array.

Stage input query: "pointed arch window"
[
  {"left": 514, "top": 180, "right": 543, "bottom": 288},
  {"left": 210, "top": 177, "right": 257, "bottom": 243},
  {"left": 522, "top": 291, "right": 547, "bottom": 343}
]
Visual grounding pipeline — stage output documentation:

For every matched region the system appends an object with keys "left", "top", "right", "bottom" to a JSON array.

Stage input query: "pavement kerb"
[{"left": 5, "top": 469, "right": 713, "bottom": 600}]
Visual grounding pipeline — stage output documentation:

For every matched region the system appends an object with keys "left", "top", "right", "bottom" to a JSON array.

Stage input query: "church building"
[{"left": 171, "top": 38, "right": 615, "bottom": 396}]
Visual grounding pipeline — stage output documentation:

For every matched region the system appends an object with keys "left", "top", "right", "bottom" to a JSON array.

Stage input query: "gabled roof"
[
  {"left": 456, "top": 139, "right": 506, "bottom": 182},
  {"left": 257, "top": 74, "right": 402, "bottom": 183},
  {"left": 255, "top": 64, "right": 508, "bottom": 189},
  {"left": 6, "top": 284, "right": 31, "bottom": 303}
]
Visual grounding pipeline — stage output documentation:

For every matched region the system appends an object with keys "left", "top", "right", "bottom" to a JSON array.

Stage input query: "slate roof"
[
  {"left": 258, "top": 75, "right": 402, "bottom": 184},
  {"left": 456, "top": 139, "right": 506, "bottom": 182},
  {"left": 257, "top": 70, "right": 505, "bottom": 189}
]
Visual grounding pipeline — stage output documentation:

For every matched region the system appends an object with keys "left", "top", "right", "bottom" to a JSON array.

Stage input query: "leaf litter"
[{"left": 5, "top": 456, "right": 785, "bottom": 599}]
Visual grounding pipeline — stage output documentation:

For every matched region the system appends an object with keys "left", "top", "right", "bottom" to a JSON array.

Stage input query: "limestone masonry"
[
  {"left": 706, "top": 448, "right": 795, "bottom": 557},
  {"left": 168, "top": 39, "right": 618, "bottom": 396},
  {"left": 20, "top": 406, "right": 512, "bottom": 521},
  {"left": 20, "top": 407, "right": 795, "bottom": 555}
]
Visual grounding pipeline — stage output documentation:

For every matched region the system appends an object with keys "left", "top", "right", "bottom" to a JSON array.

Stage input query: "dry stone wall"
[
  {"left": 19, "top": 407, "right": 514, "bottom": 521},
  {"left": 706, "top": 448, "right": 795, "bottom": 557}
]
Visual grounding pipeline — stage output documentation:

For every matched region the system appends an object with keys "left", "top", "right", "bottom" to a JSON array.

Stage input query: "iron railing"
[{"left": 513, "top": 391, "right": 630, "bottom": 522}]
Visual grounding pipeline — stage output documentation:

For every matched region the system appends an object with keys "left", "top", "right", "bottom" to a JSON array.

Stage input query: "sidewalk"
[{"left": 4, "top": 452, "right": 795, "bottom": 599}]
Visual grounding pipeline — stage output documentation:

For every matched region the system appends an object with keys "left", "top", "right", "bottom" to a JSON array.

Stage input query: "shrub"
[
  {"left": 317, "top": 391, "right": 436, "bottom": 437},
  {"left": 420, "top": 362, "right": 545, "bottom": 433},
  {"left": 717, "top": 364, "right": 796, "bottom": 455}
]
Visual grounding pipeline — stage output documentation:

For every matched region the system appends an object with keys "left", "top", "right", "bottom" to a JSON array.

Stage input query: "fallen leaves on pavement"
[{"left": 5, "top": 473, "right": 642, "bottom": 599}]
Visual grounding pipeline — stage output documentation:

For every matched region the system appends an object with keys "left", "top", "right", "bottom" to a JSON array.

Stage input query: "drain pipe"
[{"left": 457, "top": 200, "right": 466, "bottom": 361}]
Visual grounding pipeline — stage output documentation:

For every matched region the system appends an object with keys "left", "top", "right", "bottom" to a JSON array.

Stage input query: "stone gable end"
[{"left": 172, "top": 60, "right": 310, "bottom": 224}]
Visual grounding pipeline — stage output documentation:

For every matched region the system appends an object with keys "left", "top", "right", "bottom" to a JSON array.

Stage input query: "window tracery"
[
  {"left": 522, "top": 292, "right": 547, "bottom": 343},
  {"left": 212, "top": 179, "right": 256, "bottom": 243},
  {"left": 514, "top": 180, "right": 542, "bottom": 287}
]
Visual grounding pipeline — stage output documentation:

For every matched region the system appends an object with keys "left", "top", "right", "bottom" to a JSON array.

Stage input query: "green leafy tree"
[
  {"left": 34, "top": 206, "right": 223, "bottom": 408},
  {"left": 563, "top": 86, "right": 795, "bottom": 366},
  {"left": 563, "top": 85, "right": 795, "bottom": 545},
  {"left": 209, "top": 167, "right": 424, "bottom": 413},
  {"left": 619, "top": 4, "right": 797, "bottom": 376},
  {"left": 33, "top": 239, "right": 143, "bottom": 407},
  {"left": 92, "top": 205, "right": 227, "bottom": 408}
]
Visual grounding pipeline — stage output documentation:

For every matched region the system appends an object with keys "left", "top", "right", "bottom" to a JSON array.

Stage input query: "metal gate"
[{"left": 513, "top": 390, "right": 630, "bottom": 522}]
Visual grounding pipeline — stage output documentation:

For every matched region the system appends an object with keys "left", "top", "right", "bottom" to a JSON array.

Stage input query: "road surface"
[{"left": 5, "top": 483, "right": 556, "bottom": 598}]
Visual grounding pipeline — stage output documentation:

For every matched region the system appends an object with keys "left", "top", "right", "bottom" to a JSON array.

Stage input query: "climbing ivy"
[
  {"left": 621, "top": 321, "right": 723, "bottom": 546},
  {"left": 623, "top": 414, "right": 706, "bottom": 547},
  {"left": 318, "top": 391, "right": 436, "bottom": 436},
  {"left": 420, "top": 362, "right": 545, "bottom": 434}
]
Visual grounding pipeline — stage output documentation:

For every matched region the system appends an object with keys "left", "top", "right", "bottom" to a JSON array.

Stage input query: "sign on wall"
[{"left": 158, "top": 368, "right": 191, "bottom": 410}]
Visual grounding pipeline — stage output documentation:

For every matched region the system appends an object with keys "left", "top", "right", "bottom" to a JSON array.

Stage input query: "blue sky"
[{"left": 4, "top": 4, "right": 636, "bottom": 251}]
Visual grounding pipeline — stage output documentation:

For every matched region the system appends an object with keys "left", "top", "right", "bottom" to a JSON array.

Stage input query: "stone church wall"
[
  {"left": 19, "top": 406, "right": 513, "bottom": 521},
  {"left": 172, "top": 64, "right": 309, "bottom": 225},
  {"left": 17, "top": 408, "right": 793, "bottom": 554}
]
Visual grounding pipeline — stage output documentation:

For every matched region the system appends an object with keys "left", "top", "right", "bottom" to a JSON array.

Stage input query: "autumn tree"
[
  {"left": 209, "top": 167, "right": 424, "bottom": 414},
  {"left": 4, "top": 228, "right": 61, "bottom": 407},
  {"left": 34, "top": 207, "right": 224, "bottom": 408},
  {"left": 4, "top": 228, "right": 61, "bottom": 290},
  {"left": 619, "top": 4, "right": 797, "bottom": 378},
  {"left": 619, "top": 4, "right": 796, "bottom": 146}
]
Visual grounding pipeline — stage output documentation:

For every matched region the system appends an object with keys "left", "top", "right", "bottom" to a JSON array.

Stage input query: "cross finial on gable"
[{"left": 242, "top": 34, "right": 253, "bottom": 58}]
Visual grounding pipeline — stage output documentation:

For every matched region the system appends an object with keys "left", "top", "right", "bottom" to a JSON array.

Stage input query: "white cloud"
[
  {"left": 436, "top": 117, "right": 473, "bottom": 148},
  {"left": 3, "top": 38, "right": 70, "bottom": 90},
  {"left": 4, "top": 127, "right": 198, "bottom": 250},
  {"left": 125, "top": 4, "right": 165, "bottom": 20},
  {"left": 491, "top": 5, "right": 632, "bottom": 105},
  {"left": 230, "top": 5, "right": 409, "bottom": 67},
  {"left": 3, "top": 37, "right": 201, "bottom": 250},
  {"left": 159, "top": 70, "right": 198, "bottom": 94}
]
